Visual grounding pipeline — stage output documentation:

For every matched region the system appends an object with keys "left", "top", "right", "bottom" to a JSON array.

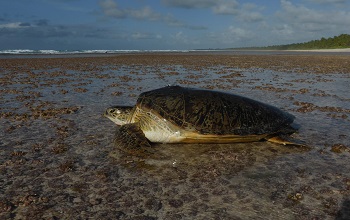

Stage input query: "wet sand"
[{"left": 1, "top": 53, "right": 350, "bottom": 219}]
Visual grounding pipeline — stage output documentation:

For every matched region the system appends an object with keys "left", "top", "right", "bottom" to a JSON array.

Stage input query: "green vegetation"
[{"left": 241, "top": 34, "right": 350, "bottom": 50}]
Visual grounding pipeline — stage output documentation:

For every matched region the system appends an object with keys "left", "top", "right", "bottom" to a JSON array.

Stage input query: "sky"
[{"left": 1, "top": 0, "right": 350, "bottom": 50}]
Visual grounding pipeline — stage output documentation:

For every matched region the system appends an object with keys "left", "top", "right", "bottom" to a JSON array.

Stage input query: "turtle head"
[{"left": 104, "top": 106, "right": 134, "bottom": 125}]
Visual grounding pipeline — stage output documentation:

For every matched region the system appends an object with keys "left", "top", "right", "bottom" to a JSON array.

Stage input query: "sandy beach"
[
  {"left": 287, "top": 48, "right": 350, "bottom": 53},
  {"left": 1, "top": 53, "right": 350, "bottom": 219}
]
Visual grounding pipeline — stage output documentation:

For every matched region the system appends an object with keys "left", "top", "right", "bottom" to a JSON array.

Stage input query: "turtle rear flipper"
[
  {"left": 115, "top": 123, "right": 151, "bottom": 148},
  {"left": 267, "top": 134, "right": 307, "bottom": 147}
]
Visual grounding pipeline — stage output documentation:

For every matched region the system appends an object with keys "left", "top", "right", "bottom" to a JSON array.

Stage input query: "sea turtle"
[{"left": 104, "top": 86, "right": 301, "bottom": 148}]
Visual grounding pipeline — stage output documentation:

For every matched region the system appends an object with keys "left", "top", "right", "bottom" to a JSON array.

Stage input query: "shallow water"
[{"left": 1, "top": 55, "right": 350, "bottom": 219}]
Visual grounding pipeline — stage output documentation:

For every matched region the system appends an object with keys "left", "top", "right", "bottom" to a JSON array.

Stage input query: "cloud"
[
  {"left": 98, "top": 0, "right": 205, "bottom": 29},
  {"left": 279, "top": 0, "right": 350, "bottom": 29},
  {"left": 222, "top": 26, "right": 254, "bottom": 45},
  {"left": 0, "top": 20, "right": 115, "bottom": 40},
  {"left": 99, "top": 0, "right": 125, "bottom": 18},
  {"left": 271, "top": 24, "right": 295, "bottom": 38},
  {"left": 0, "top": 22, "right": 31, "bottom": 29},
  {"left": 131, "top": 32, "right": 154, "bottom": 40},
  {"left": 212, "top": 1, "right": 239, "bottom": 15},
  {"left": 279, "top": 0, "right": 324, "bottom": 24},
  {"left": 239, "top": 3, "right": 264, "bottom": 22},
  {"left": 163, "top": 0, "right": 239, "bottom": 14},
  {"left": 170, "top": 31, "right": 200, "bottom": 46},
  {"left": 19, "top": 22, "right": 31, "bottom": 27},
  {"left": 203, "top": 26, "right": 255, "bottom": 48},
  {"left": 35, "top": 19, "right": 49, "bottom": 26},
  {"left": 0, "top": 18, "right": 164, "bottom": 48},
  {"left": 267, "top": 0, "right": 350, "bottom": 44},
  {"left": 129, "top": 6, "right": 162, "bottom": 21},
  {"left": 308, "top": 0, "right": 346, "bottom": 4},
  {"left": 98, "top": 0, "right": 162, "bottom": 20},
  {"left": 163, "top": 0, "right": 263, "bottom": 23},
  {"left": 172, "top": 31, "right": 187, "bottom": 42},
  {"left": 161, "top": 0, "right": 218, "bottom": 9}
]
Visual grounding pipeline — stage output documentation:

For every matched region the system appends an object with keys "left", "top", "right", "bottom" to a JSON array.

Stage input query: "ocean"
[{"left": 1, "top": 48, "right": 350, "bottom": 59}]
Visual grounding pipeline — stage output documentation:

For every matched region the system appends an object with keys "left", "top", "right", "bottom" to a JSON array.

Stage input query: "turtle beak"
[
  {"left": 103, "top": 109, "right": 108, "bottom": 117},
  {"left": 102, "top": 111, "right": 107, "bottom": 118}
]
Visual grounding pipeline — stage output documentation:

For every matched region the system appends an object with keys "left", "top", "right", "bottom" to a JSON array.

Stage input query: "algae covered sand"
[{"left": 1, "top": 54, "right": 350, "bottom": 219}]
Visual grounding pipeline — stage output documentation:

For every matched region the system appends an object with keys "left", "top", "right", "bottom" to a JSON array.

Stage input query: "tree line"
[{"left": 240, "top": 34, "right": 350, "bottom": 50}]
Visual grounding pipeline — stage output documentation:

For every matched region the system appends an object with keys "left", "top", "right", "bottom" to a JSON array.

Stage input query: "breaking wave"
[{"left": 0, "top": 49, "right": 194, "bottom": 55}]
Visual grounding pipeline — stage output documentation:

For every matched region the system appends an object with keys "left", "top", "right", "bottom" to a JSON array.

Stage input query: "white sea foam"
[
  {"left": 1, "top": 49, "right": 36, "bottom": 54},
  {"left": 0, "top": 49, "right": 193, "bottom": 55}
]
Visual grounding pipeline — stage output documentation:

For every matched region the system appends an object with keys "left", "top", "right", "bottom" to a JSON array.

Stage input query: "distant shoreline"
[
  {"left": 287, "top": 48, "right": 350, "bottom": 52},
  {"left": 232, "top": 48, "right": 350, "bottom": 52}
]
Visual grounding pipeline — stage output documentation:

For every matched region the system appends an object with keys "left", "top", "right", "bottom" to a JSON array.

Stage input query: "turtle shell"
[{"left": 136, "top": 86, "right": 295, "bottom": 136}]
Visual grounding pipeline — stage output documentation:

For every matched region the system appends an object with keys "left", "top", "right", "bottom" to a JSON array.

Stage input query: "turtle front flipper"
[{"left": 115, "top": 123, "right": 151, "bottom": 148}]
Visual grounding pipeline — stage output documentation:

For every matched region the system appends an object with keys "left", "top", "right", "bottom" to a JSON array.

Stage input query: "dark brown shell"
[{"left": 136, "top": 86, "right": 295, "bottom": 135}]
